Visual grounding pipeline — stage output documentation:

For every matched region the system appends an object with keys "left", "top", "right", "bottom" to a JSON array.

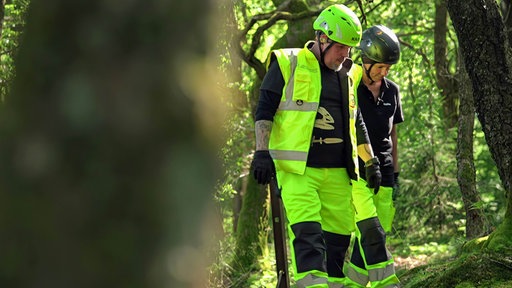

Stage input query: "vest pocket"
[{"left": 293, "top": 68, "right": 317, "bottom": 103}]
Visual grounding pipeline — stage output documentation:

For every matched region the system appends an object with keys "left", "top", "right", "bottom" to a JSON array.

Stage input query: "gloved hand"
[
  {"left": 392, "top": 172, "right": 400, "bottom": 200},
  {"left": 251, "top": 150, "right": 275, "bottom": 185},
  {"left": 365, "top": 157, "right": 381, "bottom": 194}
]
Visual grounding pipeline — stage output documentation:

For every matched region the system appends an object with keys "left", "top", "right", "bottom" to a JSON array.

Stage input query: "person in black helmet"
[{"left": 345, "top": 24, "right": 403, "bottom": 288}]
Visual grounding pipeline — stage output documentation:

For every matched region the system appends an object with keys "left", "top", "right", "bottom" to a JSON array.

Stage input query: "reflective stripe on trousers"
[
  {"left": 344, "top": 262, "right": 368, "bottom": 287},
  {"left": 295, "top": 272, "right": 328, "bottom": 287},
  {"left": 345, "top": 260, "right": 398, "bottom": 287},
  {"left": 368, "top": 261, "right": 396, "bottom": 283},
  {"left": 294, "top": 273, "right": 351, "bottom": 288}
]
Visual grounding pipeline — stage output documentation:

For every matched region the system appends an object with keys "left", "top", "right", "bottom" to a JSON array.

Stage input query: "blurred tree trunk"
[
  {"left": 434, "top": 0, "right": 458, "bottom": 129},
  {"left": 0, "top": 0, "right": 227, "bottom": 287},
  {"left": 456, "top": 52, "right": 486, "bottom": 240},
  {"left": 447, "top": 0, "right": 512, "bottom": 250}
]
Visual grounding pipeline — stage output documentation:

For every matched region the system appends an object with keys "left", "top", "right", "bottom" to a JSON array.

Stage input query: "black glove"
[
  {"left": 251, "top": 150, "right": 275, "bottom": 185},
  {"left": 365, "top": 157, "right": 381, "bottom": 194},
  {"left": 393, "top": 172, "right": 400, "bottom": 200}
]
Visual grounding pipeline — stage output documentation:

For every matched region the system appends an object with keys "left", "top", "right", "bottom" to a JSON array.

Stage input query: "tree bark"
[
  {"left": 271, "top": 0, "right": 315, "bottom": 50},
  {"left": 447, "top": 0, "right": 512, "bottom": 249},
  {"left": 233, "top": 180, "right": 269, "bottom": 273},
  {"left": 456, "top": 51, "right": 486, "bottom": 240},
  {"left": 501, "top": 0, "right": 512, "bottom": 46},
  {"left": 0, "top": 0, "right": 226, "bottom": 287},
  {"left": 434, "top": 0, "right": 458, "bottom": 129}
]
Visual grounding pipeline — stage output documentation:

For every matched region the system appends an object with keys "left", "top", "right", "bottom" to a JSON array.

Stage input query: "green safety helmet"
[
  {"left": 313, "top": 4, "right": 362, "bottom": 47},
  {"left": 360, "top": 25, "right": 400, "bottom": 64}
]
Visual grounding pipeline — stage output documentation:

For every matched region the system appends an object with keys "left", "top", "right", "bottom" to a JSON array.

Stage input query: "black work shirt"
[{"left": 357, "top": 77, "right": 403, "bottom": 185}]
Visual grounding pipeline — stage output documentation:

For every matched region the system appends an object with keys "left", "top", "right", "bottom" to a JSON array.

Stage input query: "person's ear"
[{"left": 319, "top": 35, "right": 328, "bottom": 43}]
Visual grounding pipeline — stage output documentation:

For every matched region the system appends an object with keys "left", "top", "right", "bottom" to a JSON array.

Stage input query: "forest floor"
[
  {"left": 395, "top": 254, "right": 429, "bottom": 271},
  {"left": 392, "top": 242, "right": 512, "bottom": 288}
]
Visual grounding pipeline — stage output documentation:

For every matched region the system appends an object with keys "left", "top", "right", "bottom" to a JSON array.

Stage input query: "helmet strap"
[
  {"left": 316, "top": 31, "right": 335, "bottom": 67},
  {"left": 363, "top": 62, "right": 376, "bottom": 85}
]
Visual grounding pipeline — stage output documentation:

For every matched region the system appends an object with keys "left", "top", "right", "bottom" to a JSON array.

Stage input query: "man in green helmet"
[
  {"left": 251, "top": 4, "right": 385, "bottom": 287},
  {"left": 345, "top": 25, "right": 402, "bottom": 288}
]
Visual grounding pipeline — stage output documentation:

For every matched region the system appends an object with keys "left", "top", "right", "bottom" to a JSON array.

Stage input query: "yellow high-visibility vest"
[{"left": 268, "top": 43, "right": 363, "bottom": 177}]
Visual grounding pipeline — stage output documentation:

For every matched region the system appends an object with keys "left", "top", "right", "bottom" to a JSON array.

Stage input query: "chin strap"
[
  {"left": 363, "top": 62, "right": 376, "bottom": 85},
  {"left": 316, "top": 31, "right": 335, "bottom": 68}
]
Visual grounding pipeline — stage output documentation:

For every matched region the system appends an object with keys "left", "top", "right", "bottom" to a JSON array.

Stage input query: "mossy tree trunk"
[
  {"left": 447, "top": 0, "right": 512, "bottom": 250},
  {"left": 233, "top": 179, "right": 269, "bottom": 273},
  {"left": 456, "top": 52, "right": 486, "bottom": 240}
]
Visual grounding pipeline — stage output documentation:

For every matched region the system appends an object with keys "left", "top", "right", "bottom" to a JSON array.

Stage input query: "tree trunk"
[
  {"left": 447, "top": 0, "right": 512, "bottom": 250},
  {"left": 501, "top": 0, "right": 512, "bottom": 47},
  {"left": 271, "top": 0, "right": 314, "bottom": 49},
  {"left": 232, "top": 178, "right": 269, "bottom": 273},
  {"left": 0, "top": 0, "right": 226, "bottom": 287},
  {"left": 456, "top": 52, "right": 486, "bottom": 240},
  {"left": 434, "top": 0, "right": 458, "bottom": 129}
]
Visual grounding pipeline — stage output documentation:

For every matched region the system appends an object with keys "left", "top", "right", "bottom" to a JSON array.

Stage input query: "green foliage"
[{"left": 0, "top": 0, "right": 29, "bottom": 101}]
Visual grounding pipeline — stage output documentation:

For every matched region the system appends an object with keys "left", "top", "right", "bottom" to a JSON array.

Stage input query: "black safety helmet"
[{"left": 359, "top": 25, "right": 400, "bottom": 64}]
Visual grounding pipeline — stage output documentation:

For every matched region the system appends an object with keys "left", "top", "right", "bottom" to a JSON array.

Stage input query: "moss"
[
  {"left": 399, "top": 251, "right": 512, "bottom": 288},
  {"left": 461, "top": 235, "right": 488, "bottom": 253},
  {"left": 486, "top": 218, "right": 512, "bottom": 251},
  {"left": 460, "top": 218, "right": 512, "bottom": 254}
]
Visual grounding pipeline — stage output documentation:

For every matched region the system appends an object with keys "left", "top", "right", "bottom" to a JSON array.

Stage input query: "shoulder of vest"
[
  {"left": 266, "top": 48, "right": 301, "bottom": 70},
  {"left": 267, "top": 48, "right": 309, "bottom": 70},
  {"left": 272, "top": 48, "right": 302, "bottom": 61}
]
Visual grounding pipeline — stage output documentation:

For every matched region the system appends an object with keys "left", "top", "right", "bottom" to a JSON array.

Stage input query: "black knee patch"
[
  {"left": 291, "top": 222, "right": 326, "bottom": 273},
  {"left": 350, "top": 237, "right": 366, "bottom": 269},
  {"left": 324, "top": 231, "right": 351, "bottom": 277},
  {"left": 357, "top": 217, "right": 390, "bottom": 265}
]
